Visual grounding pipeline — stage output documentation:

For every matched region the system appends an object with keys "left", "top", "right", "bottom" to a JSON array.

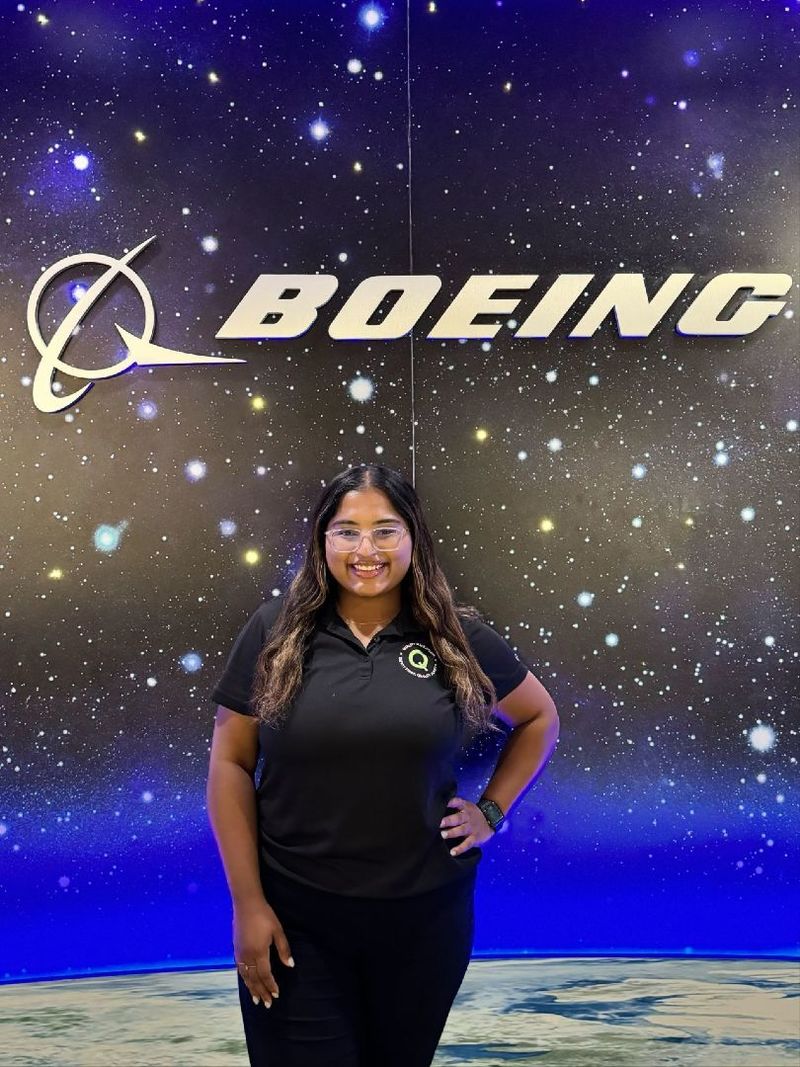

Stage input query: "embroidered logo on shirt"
[{"left": 398, "top": 641, "right": 438, "bottom": 678}]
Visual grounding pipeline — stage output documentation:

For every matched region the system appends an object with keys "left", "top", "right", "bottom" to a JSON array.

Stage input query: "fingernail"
[
  {"left": 288, "top": 956, "right": 295, "bottom": 968},
  {"left": 252, "top": 995, "right": 259, "bottom": 1005},
  {"left": 265, "top": 1000, "right": 272, "bottom": 1009},
  {"left": 440, "top": 830, "right": 447, "bottom": 837},
  {"left": 450, "top": 848, "right": 457, "bottom": 855}
]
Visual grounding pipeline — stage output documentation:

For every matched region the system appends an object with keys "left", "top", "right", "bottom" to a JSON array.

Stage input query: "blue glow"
[
  {"left": 749, "top": 724, "right": 776, "bottom": 753},
  {"left": 358, "top": 4, "right": 385, "bottom": 30},
  {"left": 184, "top": 459, "right": 207, "bottom": 482},
  {"left": 309, "top": 118, "right": 330, "bottom": 141},
  {"left": 180, "top": 652, "right": 203, "bottom": 673},
  {"left": 93, "top": 523, "right": 123, "bottom": 553},
  {"left": 1, "top": 767, "right": 797, "bottom": 981},
  {"left": 72, "top": 152, "right": 90, "bottom": 171},
  {"left": 69, "top": 281, "right": 88, "bottom": 302},
  {"left": 683, "top": 49, "right": 700, "bottom": 67},
  {"left": 707, "top": 151, "right": 725, "bottom": 179}
]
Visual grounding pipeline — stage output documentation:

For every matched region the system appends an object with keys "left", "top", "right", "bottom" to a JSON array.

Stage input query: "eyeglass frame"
[{"left": 323, "top": 525, "right": 410, "bottom": 553}]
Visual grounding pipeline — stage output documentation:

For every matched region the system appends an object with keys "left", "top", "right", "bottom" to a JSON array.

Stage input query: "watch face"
[{"left": 480, "top": 801, "right": 503, "bottom": 827}]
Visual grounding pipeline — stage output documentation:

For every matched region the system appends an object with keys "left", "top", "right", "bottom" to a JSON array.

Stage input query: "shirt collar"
[{"left": 319, "top": 596, "right": 420, "bottom": 638}]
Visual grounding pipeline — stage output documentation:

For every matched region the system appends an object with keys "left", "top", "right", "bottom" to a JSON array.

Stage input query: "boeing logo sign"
[
  {"left": 26, "top": 237, "right": 245, "bottom": 415},
  {"left": 26, "top": 236, "right": 793, "bottom": 413}
]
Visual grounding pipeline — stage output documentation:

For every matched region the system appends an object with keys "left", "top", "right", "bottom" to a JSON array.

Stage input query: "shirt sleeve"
[
  {"left": 462, "top": 616, "right": 530, "bottom": 702},
  {"left": 211, "top": 598, "right": 282, "bottom": 717}
]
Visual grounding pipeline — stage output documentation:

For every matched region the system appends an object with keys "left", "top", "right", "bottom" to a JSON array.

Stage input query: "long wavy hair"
[{"left": 251, "top": 463, "right": 504, "bottom": 738}]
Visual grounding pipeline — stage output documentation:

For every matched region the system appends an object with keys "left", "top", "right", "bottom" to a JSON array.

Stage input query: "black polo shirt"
[{"left": 211, "top": 594, "right": 529, "bottom": 898}]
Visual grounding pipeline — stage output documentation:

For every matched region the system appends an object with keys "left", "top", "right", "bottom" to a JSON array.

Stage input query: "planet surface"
[{"left": 1, "top": 956, "right": 797, "bottom": 1065}]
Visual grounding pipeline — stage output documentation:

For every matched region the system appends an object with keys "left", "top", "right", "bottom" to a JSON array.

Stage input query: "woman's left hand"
[{"left": 439, "top": 796, "right": 495, "bottom": 856}]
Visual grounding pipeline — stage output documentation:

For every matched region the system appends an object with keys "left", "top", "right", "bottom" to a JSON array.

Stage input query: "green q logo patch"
[{"left": 399, "top": 641, "right": 438, "bottom": 679}]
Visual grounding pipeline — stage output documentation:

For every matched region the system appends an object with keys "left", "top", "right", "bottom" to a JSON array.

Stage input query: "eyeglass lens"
[{"left": 328, "top": 527, "right": 404, "bottom": 550}]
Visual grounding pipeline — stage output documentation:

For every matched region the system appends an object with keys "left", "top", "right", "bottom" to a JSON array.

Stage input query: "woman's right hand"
[{"left": 233, "top": 899, "right": 295, "bottom": 1008}]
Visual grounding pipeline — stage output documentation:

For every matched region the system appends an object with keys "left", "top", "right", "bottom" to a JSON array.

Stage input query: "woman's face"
[{"left": 324, "top": 487, "right": 413, "bottom": 600}]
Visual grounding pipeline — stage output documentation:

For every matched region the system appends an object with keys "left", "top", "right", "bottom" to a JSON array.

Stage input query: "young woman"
[{"left": 207, "top": 463, "right": 559, "bottom": 1067}]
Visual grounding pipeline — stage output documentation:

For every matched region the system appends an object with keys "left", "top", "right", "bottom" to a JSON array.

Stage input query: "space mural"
[{"left": 1, "top": 0, "right": 797, "bottom": 980}]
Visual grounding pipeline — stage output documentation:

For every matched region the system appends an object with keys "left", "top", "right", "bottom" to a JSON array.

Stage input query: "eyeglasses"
[{"left": 324, "top": 525, "right": 409, "bottom": 553}]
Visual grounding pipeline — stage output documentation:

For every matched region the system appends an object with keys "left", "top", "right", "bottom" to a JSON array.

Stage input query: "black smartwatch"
[{"left": 477, "top": 797, "right": 505, "bottom": 833}]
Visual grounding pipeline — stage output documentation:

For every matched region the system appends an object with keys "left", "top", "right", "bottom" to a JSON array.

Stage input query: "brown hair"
[{"left": 251, "top": 463, "right": 504, "bottom": 737}]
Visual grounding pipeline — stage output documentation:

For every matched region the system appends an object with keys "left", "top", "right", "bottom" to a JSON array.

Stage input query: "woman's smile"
[{"left": 349, "top": 562, "right": 388, "bottom": 579}]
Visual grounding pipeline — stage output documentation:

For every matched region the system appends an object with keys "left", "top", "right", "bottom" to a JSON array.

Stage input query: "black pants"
[{"left": 237, "top": 864, "right": 476, "bottom": 1067}]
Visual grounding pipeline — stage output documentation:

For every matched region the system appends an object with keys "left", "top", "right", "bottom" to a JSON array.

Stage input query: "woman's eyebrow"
[{"left": 329, "top": 518, "right": 401, "bottom": 526}]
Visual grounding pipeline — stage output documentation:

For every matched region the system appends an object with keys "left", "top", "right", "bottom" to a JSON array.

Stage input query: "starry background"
[{"left": 0, "top": 0, "right": 797, "bottom": 981}]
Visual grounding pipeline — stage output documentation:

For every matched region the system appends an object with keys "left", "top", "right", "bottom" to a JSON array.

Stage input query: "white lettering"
[
  {"left": 514, "top": 274, "right": 594, "bottom": 337},
  {"left": 569, "top": 273, "right": 694, "bottom": 338},
  {"left": 676, "top": 273, "right": 793, "bottom": 336},
  {"left": 427, "top": 275, "right": 538, "bottom": 338},
  {"left": 216, "top": 274, "right": 339, "bottom": 339},
  {"left": 328, "top": 275, "right": 441, "bottom": 339}
]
